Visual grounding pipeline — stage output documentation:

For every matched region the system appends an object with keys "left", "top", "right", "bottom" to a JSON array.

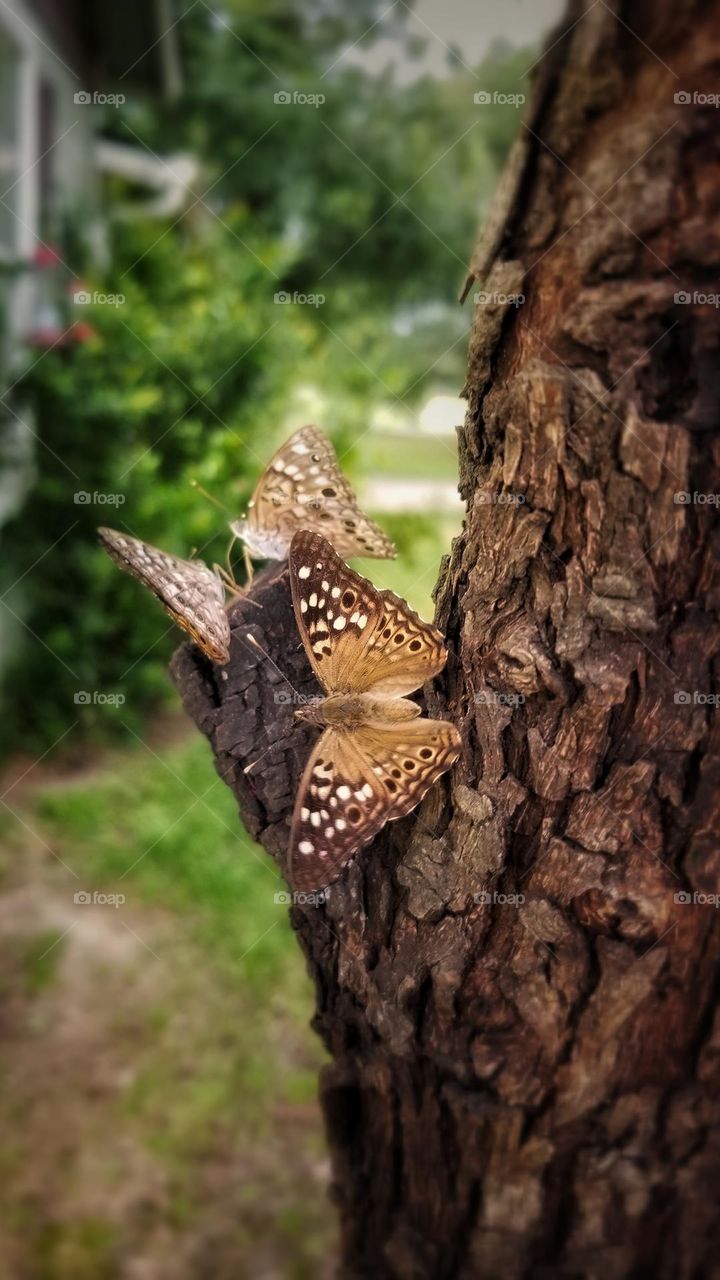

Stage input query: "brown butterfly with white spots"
[
  {"left": 230, "top": 425, "right": 396, "bottom": 576},
  {"left": 98, "top": 528, "right": 230, "bottom": 664},
  {"left": 287, "top": 530, "right": 461, "bottom": 891}
]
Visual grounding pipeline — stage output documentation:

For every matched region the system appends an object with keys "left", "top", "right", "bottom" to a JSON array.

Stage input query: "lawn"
[{"left": 0, "top": 732, "right": 332, "bottom": 1279}]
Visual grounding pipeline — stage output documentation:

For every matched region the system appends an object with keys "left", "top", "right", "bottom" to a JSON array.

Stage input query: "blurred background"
[{"left": 0, "top": 1, "right": 561, "bottom": 1275}]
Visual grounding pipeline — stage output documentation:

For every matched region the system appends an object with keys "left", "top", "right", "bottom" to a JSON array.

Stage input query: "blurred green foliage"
[{"left": 1, "top": 0, "right": 533, "bottom": 753}]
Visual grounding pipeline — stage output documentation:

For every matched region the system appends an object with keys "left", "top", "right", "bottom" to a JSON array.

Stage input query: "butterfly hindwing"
[
  {"left": 289, "top": 728, "right": 389, "bottom": 891},
  {"left": 241, "top": 425, "right": 396, "bottom": 560},
  {"left": 289, "top": 719, "right": 461, "bottom": 891},
  {"left": 355, "top": 717, "right": 462, "bottom": 822},
  {"left": 98, "top": 528, "right": 230, "bottom": 664}
]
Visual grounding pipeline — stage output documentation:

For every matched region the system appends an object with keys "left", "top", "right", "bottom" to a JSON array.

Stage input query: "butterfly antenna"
[
  {"left": 190, "top": 478, "right": 231, "bottom": 515},
  {"left": 244, "top": 739, "right": 281, "bottom": 775},
  {"left": 243, "top": 633, "right": 302, "bottom": 700}
]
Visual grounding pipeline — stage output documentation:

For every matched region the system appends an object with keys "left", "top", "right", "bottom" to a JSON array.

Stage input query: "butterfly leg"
[
  {"left": 213, "top": 564, "right": 262, "bottom": 610},
  {"left": 243, "top": 544, "right": 255, "bottom": 588}
]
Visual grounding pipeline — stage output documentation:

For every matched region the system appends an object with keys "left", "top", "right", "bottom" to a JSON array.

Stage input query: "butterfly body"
[
  {"left": 295, "top": 693, "right": 421, "bottom": 731},
  {"left": 287, "top": 531, "right": 461, "bottom": 891},
  {"left": 230, "top": 518, "right": 290, "bottom": 562}
]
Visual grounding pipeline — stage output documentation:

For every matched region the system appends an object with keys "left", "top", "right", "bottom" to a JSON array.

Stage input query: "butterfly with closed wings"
[
  {"left": 230, "top": 425, "right": 396, "bottom": 574},
  {"left": 287, "top": 530, "right": 461, "bottom": 891},
  {"left": 98, "top": 528, "right": 231, "bottom": 664}
]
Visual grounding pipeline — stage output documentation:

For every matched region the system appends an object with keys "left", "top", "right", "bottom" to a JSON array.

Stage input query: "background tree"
[{"left": 173, "top": 0, "right": 720, "bottom": 1275}]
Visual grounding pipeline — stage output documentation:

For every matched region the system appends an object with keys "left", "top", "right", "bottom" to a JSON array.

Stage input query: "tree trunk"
[{"left": 171, "top": 1, "right": 720, "bottom": 1275}]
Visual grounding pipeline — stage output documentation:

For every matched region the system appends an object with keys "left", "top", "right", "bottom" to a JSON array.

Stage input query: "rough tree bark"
[{"left": 171, "top": 1, "right": 720, "bottom": 1275}]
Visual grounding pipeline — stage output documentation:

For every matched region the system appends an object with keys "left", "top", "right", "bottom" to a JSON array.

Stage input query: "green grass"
[
  {"left": 1, "top": 732, "right": 331, "bottom": 1276},
  {"left": 28, "top": 735, "right": 290, "bottom": 983},
  {"left": 18, "top": 928, "right": 68, "bottom": 995}
]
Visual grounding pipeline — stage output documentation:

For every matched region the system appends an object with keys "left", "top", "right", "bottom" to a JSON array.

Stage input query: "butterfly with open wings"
[
  {"left": 231, "top": 425, "right": 396, "bottom": 572},
  {"left": 287, "top": 530, "right": 461, "bottom": 891},
  {"left": 98, "top": 528, "right": 231, "bottom": 664}
]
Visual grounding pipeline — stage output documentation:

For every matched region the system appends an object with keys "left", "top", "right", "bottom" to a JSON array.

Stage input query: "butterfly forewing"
[
  {"left": 240, "top": 425, "right": 396, "bottom": 560},
  {"left": 289, "top": 530, "right": 447, "bottom": 695},
  {"left": 98, "top": 527, "right": 230, "bottom": 664}
]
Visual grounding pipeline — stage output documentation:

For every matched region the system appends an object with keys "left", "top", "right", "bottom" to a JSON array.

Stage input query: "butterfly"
[
  {"left": 98, "top": 528, "right": 231, "bottom": 664},
  {"left": 230, "top": 425, "right": 396, "bottom": 572},
  {"left": 286, "top": 530, "right": 461, "bottom": 891}
]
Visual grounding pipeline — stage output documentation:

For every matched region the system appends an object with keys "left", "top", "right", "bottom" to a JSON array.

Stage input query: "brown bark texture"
[{"left": 171, "top": 1, "right": 720, "bottom": 1276}]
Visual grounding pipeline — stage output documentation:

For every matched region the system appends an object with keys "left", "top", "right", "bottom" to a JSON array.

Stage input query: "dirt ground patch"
[{"left": 0, "top": 856, "right": 335, "bottom": 1279}]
